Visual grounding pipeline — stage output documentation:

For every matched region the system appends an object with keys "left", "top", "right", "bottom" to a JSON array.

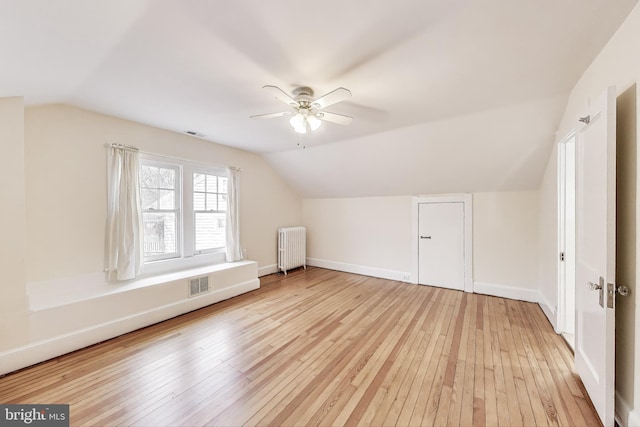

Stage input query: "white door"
[
  {"left": 418, "top": 202, "right": 464, "bottom": 290},
  {"left": 574, "top": 86, "right": 616, "bottom": 427}
]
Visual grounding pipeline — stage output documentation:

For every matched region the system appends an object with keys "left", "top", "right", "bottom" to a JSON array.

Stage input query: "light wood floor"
[{"left": 0, "top": 267, "right": 600, "bottom": 426}]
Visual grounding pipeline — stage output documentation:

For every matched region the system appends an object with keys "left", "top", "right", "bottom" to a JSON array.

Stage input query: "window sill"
[{"left": 141, "top": 251, "right": 227, "bottom": 276}]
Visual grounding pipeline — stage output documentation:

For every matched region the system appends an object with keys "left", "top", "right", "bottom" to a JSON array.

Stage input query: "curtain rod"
[{"left": 105, "top": 143, "right": 242, "bottom": 172}]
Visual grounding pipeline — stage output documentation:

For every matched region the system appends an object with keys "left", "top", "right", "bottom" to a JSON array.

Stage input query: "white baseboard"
[
  {"left": 306, "top": 258, "right": 410, "bottom": 282},
  {"left": 0, "top": 279, "right": 259, "bottom": 376},
  {"left": 537, "top": 294, "right": 557, "bottom": 331},
  {"left": 258, "top": 264, "right": 278, "bottom": 277},
  {"left": 616, "top": 390, "right": 640, "bottom": 427},
  {"left": 473, "top": 281, "right": 540, "bottom": 303}
]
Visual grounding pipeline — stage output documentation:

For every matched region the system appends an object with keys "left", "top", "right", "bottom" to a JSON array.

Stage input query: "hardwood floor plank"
[
  {"left": 0, "top": 268, "right": 600, "bottom": 427},
  {"left": 341, "top": 289, "right": 441, "bottom": 427},
  {"left": 459, "top": 291, "right": 477, "bottom": 427},
  {"left": 402, "top": 293, "right": 457, "bottom": 426},
  {"left": 419, "top": 293, "right": 461, "bottom": 426},
  {"left": 472, "top": 326, "right": 486, "bottom": 427}
]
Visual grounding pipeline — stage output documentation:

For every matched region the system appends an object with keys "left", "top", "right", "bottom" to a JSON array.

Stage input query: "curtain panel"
[
  {"left": 225, "top": 167, "right": 243, "bottom": 262},
  {"left": 104, "top": 146, "right": 143, "bottom": 281}
]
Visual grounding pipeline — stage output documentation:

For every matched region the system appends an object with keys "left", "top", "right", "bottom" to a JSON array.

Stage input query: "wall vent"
[{"left": 189, "top": 276, "right": 210, "bottom": 297}]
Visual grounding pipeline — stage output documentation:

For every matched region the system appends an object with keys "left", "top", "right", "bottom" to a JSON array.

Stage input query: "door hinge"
[{"left": 559, "top": 252, "right": 565, "bottom": 262}]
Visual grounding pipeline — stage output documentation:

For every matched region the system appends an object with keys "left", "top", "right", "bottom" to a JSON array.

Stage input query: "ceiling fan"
[{"left": 251, "top": 85, "right": 353, "bottom": 134}]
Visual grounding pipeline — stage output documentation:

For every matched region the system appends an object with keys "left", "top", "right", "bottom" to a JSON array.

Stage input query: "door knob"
[
  {"left": 617, "top": 285, "right": 630, "bottom": 296},
  {"left": 420, "top": 236, "right": 432, "bottom": 239}
]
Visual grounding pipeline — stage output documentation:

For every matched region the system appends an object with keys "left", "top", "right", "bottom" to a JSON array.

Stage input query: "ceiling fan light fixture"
[
  {"left": 307, "top": 114, "right": 322, "bottom": 131},
  {"left": 290, "top": 113, "right": 307, "bottom": 133},
  {"left": 289, "top": 110, "right": 322, "bottom": 133}
]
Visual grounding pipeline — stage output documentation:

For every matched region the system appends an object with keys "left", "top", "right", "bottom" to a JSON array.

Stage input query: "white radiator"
[{"left": 278, "top": 226, "right": 307, "bottom": 275}]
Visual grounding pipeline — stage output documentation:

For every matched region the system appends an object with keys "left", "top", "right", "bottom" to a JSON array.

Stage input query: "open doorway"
[{"left": 558, "top": 132, "right": 576, "bottom": 348}]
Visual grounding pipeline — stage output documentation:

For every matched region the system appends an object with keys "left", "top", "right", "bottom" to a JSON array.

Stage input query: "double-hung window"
[
  {"left": 139, "top": 154, "right": 227, "bottom": 271},
  {"left": 140, "top": 161, "right": 181, "bottom": 262},
  {"left": 193, "top": 172, "right": 228, "bottom": 254}
]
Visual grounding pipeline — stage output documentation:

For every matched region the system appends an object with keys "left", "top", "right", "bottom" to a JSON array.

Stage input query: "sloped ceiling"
[{"left": 1, "top": 0, "right": 637, "bottom": 197}]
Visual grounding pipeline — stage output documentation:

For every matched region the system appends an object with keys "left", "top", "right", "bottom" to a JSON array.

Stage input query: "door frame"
[
  {"left": 411, "top": 194, "right": 473, "bottom": 292},
  {"left": 557, "top": 129, "right": 577, "bottom": 338}
]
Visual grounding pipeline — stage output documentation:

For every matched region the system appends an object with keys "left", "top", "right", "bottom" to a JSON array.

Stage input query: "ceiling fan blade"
[
  {"left": 317, "top": 111, "right": 353, "bottom": 126},
  {"left": 250, "top": 111, "right": 293, "bottom": 119},
  {"left": 263, "top": 85, "right": 299, "bottom": 107},
  {"left": 312, "top": 87, "right": 352, "bottom": 109}
]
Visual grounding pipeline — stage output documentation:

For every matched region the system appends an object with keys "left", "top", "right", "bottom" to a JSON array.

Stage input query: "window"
[
  {"left": 139, "top": 155, "right": 227, "bottom": 270},
  {"left": 193, "top": 172, "right": 228, "bottom": 253},
  {"left": 140, "top": 162, "right": 180, "bottom": 261}
]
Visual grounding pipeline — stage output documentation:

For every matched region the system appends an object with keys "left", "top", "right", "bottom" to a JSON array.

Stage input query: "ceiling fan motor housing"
[{"left": 292, "top": 86, "right": 314, "bottom": 103}]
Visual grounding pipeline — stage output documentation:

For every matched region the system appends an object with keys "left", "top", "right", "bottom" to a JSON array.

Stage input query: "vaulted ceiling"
[{"left": 1, "top": 0, "right": 637, "bottom": 197}]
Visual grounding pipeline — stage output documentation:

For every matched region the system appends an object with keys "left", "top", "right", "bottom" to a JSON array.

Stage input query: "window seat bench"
[{"left": 2, "top": 261, "right": 259, "bottom": 376}]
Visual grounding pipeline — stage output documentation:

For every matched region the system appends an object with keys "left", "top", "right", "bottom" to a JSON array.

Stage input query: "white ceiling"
[{"left": 1, "top": 0, "right": 637, "bottom": 197}]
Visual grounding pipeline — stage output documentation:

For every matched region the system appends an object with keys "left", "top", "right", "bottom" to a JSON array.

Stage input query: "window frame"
[
  {"left": 139, "top": 154, "right": 228, "bottom": 276},
  {"left": 193, "top": 170, "right": 228, "bottom": 255},
  {"left": 139, "top": 159, "right": 182, "bottom": 263}
]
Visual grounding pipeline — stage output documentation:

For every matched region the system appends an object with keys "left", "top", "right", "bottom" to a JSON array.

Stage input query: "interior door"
[
  {"left": 418, "top": 202, "right": 464, "bottom": 290},
  {"left": 574, "top": 86, "right": 616, "bottom": 427}
]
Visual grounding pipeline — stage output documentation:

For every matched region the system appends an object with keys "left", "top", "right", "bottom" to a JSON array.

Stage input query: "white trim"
[
  {"left": 258, "top": 264, "right": 278, "bottom": 277},
  {"left": 616, "top": 390, "right": 640, "bottom": 427},
  {"left": 411, "top": 194, "right": 473, "bottom": 292},
  {"left": 556, "top": 129, "right": 577, "bottom": 336},
  {"left": 538, "top": 293, "right": 558, "bottom": 331},
  {"left": 306, "top": 258, "right": 410, "bottom": 282},
  {"left": 473, "top": 281, "right": 540, "bottom": 303},
  {"left": 0, "top": 279, "right": 259, "bottom": 376}
]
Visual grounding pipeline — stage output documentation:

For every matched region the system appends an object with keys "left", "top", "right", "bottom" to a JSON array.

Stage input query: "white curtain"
[
  {"left": 225, "top": 166, "right": 243, "bottom": 262},
  {"left": 104, "top": 146, "right": 143, "bottom": 281}
]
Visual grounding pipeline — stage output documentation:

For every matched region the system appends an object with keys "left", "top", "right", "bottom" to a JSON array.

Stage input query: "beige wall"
[
  {"left": 537, "top": 143, "right": 559, "bottom": 321},
  {"left": 303, "top": 192, "right": 541, "bottom": 292},
  {"left": 0, "top": 97, "right": 29, "bottom": 351},
  {"left": 538, "top": 3, "right": 640, "bottom": 424},
  {"left": 24, "top": 105, "right": 301, "bottom": 281},
  {"left": 473, "top": 191, "right": 540, "bottom": 290},
  {"left": 302, "top": 196, "right": 413, "bottom": 275}
]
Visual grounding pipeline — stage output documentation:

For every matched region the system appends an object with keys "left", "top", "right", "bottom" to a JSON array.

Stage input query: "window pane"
[
  {"left": 207, "top": 193, "right": 217, "bottom": 211},
  {"left": 142, "top": 212, "right": 177, "bottom": 258},
  {"left": 141, "top": 165, "right": 158, "bottom": 188},
  {"left": 206, "top": 175, "right": 218, "bottom": 192},
  {"left": 218, "top": 194, "right": 228, "bottom": 211},
  {"left": 194, "top": 173, "right": 205, "bottom": 192},
  {"left": 194, "top": 192, "right": 205, "bottom": 211},
  {"left": 219, "top": 177, "right": 228, "bottom": 194},
  {"left": 158, "top": 190, "right": 175, "bottom": 209},
  {"left": 141, "top": 189, "right": 159, "bottom": 210},
  {"left": 159, "top": 168, "right": 175, "bottom": 189},
  {"left": 195, "top": 212, "right": 225, "bottom": 251}
]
